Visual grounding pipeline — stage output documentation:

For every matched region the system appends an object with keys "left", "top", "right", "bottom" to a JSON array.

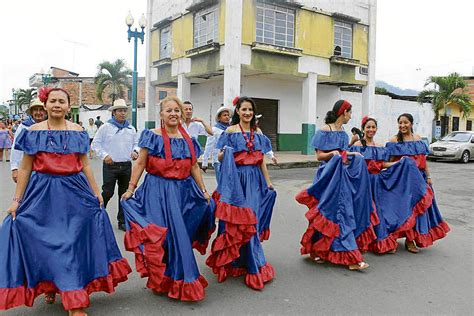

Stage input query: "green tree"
[
  {"left": 16, "top": 88, "right": 37, "bottom": 112},
  {"left": 418, "top": 73, "right": 472, "bottom": 120},
  {"left": 95, "top": 59, "right": 132, "bottom": 104},
  {"left": 375, "top": 87, "right": 389, "bottom": 95}
]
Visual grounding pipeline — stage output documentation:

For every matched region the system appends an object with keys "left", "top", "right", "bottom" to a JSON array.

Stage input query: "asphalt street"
[{"left": 0, "top": 158, "right": 472, "bottom": 315}]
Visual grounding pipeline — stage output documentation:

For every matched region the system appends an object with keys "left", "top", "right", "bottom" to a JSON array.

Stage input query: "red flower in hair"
[
  {"left": 361, "top": 115, "right": 369, "bottom": 127},
  {"left": 232, "top": 96, "right": 240, "bottom": 107},
  {"left": 38, "top": 87, "right": 51, "bottom": 103}
]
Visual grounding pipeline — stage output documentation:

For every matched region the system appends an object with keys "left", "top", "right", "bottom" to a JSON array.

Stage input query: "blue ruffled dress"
[
  {"left": 0, "top": 130, "right": 131, "bottom": 311},
  {"left": 350, "top": 145, "right": 433, "bottom": 253},
  {"left": 295, "top": 130, "right": 378, "bottom": 265},
  {"left": 121, "top": 129, "right": 215, "bottom": 301},
  {"left": 385, "top": 141, "right": 450, "bottom": 247},
  {"left": 206, "top": 131, "right": 276, "bottom": 290}
]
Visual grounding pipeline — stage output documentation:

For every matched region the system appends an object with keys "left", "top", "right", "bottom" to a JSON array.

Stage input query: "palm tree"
[
  {"left": 418, "top": 73, "right": 472, "bottom": 136},
  {"left": 95, "top": 59, "right": 132, "bottom": 104},
  {"left": 16, "top": 88, "right": 37, "bottom": 112}
]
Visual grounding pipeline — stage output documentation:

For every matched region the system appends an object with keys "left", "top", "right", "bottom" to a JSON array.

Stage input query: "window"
[
  {"left": 159, "top": 91, "right": 167, "bottom": 100},
  {"left": 452, "top": 116, "right": 459, "bottom": 131},
  {"left": 160, "top": 26, "right": 171, "bottom": 59},
  {"left": 466, "top": 120, "right": 472, "bottom": 131},
  {"left": 193, "top": 5, "right": 219, "bottom": 48},
  {"left": 334, "top": 20, "right": 353, "bottom": 58},
  {"left": 256, "top": 1, "right": 295, "bottom": 48}
]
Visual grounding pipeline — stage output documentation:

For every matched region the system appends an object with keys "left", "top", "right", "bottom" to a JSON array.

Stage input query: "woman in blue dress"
[
  {"left": 120, "top": 96, "right": 215, "bottom": 301},
  {"left": 350, "top": 116, "right": 434, "bottom": 254},
  {"left": 206, "top": 96, "right": 277, "bottom": 290},
  {"left": 386, "top": 113, "right": 450, "bottom": 253},
  {"left": 296, "top": 100, "right": 377, "bottom": 270},
  {"left": 0, "top": 88, "right": 131, "bottom": 316}
]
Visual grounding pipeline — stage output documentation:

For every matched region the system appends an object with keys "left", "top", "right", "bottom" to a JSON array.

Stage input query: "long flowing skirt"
[
  {"left": 206, "top": 148, "right": 276, "bottom": 290},
  {"left": 0, "top": 172, "right": 131, "bottom": 311},
  {"left": 296, "top": 155, "right": 378, "bottom": 265},
  {"left": 121, "top": 173, "right": 215, "bottom": 301}
]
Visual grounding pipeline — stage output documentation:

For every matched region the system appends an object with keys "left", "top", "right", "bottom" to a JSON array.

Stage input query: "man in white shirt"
[
  {"left": 85, "top": 118, "right": 98, "bottom": 158},
  {"left": 181, "top": 101, "right": 213, "bottom": 138},
  {"left": 92, "top": 99, "right": 139, "bottom": 231},
  {"left": 10, "top": 98, "right": 47, "bottom": 182},
  {"left": 202, "top": 106, "right": 231, "bottom": 180}
]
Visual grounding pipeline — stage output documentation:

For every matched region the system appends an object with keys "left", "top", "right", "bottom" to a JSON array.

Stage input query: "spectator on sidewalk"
[
  {"left": 92, "top": 99, "right": 139, "bottom": 231},
  {"left": 85, "top": 118, "right": 98, "bottom": 158},
  {"left": 10, "top": 98, "right": 47, "bottom": 182}
]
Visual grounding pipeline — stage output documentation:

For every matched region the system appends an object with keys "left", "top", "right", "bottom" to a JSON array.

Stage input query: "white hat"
[
  {"left": 26, "top": 98, "right": 44, "bottom": 114},
  {"left": 108, "top": 99, "right": 129, "bottom": 112},
  {"left": 215, "top": 106, "right": 232, "bottom": 122}
]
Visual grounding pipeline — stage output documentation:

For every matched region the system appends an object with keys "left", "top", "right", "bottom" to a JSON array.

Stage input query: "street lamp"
[
  {"left": 125, "top": 11, "right": 146, "bottom": 129},
  {"left": 12, "top": 89, "right": 18, "bottom": 116}
]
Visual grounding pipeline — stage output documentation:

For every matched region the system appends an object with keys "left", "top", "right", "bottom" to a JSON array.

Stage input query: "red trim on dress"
[
  {"left": 366, "top": 160, "right": 384, "bottom": 174},
  {"left": 0, "top": 258, "right": 131, "bottom": 311},
  {"left": 234, "top": 151, "right": 264, "bottom": 165},
  {"left": 124, "top": 221, "right": 208, "bottom": 301},
  {"left": 370, "top": 185, "right": 434, "bottom": 253},
  {"left": 33, "top": 152, "right": 83, "bottom": 175},
  {"left": 295, "top": 190, "right": 365, "bottom": 265},
  {"left": 206, "top": 191, "right": 258, "bottom": 283},
  {"left": 146, "top": 156, "right": 192, "bottom": 179},
  {"left": 192, "top": 226, "right": 216, "bottom": 256},
  {"left": 356, "top": 207, "right": 379, "bottom": 252},
  {"left": 392, "top": 154, "right": 427, "bottom": 170},
  {"left": 259, "top": 229, "right": 270, "bottom": 242}
]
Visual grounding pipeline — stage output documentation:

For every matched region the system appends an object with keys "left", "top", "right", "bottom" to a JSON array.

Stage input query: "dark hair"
[
  {"left": 324, "top": 99, "right": 352, "bottom": 124},
  {"left": 396, "top": 113, "right": 414, "bottom": 143},
  {"left": 183, "top": 101, "right": 193, "bottom": 108},
  {"left": 231, "top": 96, "right": 258, "bottom": 129},
  {"left": 360, "top": 117, "right": 377, "bottom": 147},
  {"left": 46, "top": 88, "right": 71, "bottom": 105}
]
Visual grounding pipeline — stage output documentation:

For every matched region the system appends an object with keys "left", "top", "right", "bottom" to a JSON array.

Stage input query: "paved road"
[{"left": 0, "top": 159, "right": 472, "bottom": 315}]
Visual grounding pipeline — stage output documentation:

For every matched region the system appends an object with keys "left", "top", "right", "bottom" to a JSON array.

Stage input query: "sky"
[{"left": 1, "top": 0, "right": 473, "bottom": 103}]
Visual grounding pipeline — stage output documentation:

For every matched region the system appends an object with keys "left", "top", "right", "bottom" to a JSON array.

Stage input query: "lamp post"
[
  {"left": 12, "top": 89, "right": 18, "bottom": 116},
  {"left": 125, "top": 11, "right": 146, "bottom": 129}
]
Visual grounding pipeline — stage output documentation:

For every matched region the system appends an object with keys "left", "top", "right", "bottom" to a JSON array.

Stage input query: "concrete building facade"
[{"left": 146, "top": 0, "right": 377, "bottom": 153}]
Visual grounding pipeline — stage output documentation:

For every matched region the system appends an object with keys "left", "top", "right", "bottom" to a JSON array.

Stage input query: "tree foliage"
[{"left": 95, "top": 59, "right": 132, "bottom": 104}]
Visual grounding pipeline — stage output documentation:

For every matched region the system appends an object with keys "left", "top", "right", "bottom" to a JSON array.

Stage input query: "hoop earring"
[{"left": 161, "top": 119, "right": 164, "bottom": 128}]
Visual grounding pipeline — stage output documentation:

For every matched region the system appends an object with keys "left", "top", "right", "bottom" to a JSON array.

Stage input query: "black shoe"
[{"left": 118, "top": 222, "right": 126, "bottom": 231}]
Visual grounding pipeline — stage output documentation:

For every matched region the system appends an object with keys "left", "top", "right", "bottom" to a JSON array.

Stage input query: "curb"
[{"left": 198, "top": 161, "right": 320, "bottom": 170}]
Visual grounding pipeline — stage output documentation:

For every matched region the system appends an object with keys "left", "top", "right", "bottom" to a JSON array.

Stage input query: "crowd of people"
[{"left": 0, "top": 87, "right": 449, "bottom": 315}]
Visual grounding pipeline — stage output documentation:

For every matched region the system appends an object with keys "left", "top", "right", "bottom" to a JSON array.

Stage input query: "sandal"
[
  {"left": 44, "top": 293, "right": 56, "bottom": 304},
  {"left": 387, "top": 247, "right": 397, "bottom": 254},
  {"left": 348, "top": 262, "right": 369, "bottom": 271},
  {"left": 69, "top": 309, "right": 88, "bottom": 316},
  {"left": 310, "top": 253, "right": 326, "bottom": 264},
  {"left": 405, "top": 240, "right": 419, "bottom": 253}
]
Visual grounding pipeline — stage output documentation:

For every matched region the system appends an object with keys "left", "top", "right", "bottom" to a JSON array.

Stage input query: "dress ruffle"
[
  {"left": 295, "top": 190, "right": 364, "bottom": 265},
  {"left": 356, "top": 209, "right": 379, "bottom": 251},
  {"left": 139, "top": 129, "right": 202, "bottom": 158},
  {"left": 311, "top": 130, "right": 349, "bottom": 151},
  {"left": 124, "top": 221, "right": 208, "bottom": 301},
  {"left": 0, "top": 258, "right": 131, "bottom": 311},
  {"left": 216, "top": 131, "right": 272, "bottom": 154},
  {"left": 385, "top": 140, "right": 429, "bottom": 156},
  {"left": 14, "top": 129, "right": 89, "bottom": 155},
  {"left": 206, "top": 192, "right": 258, "bottom": 282}
]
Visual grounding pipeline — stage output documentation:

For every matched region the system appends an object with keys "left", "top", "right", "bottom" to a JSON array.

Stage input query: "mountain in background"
[{"left": 375, "top": 80, "right": 420, "bottom": 96}]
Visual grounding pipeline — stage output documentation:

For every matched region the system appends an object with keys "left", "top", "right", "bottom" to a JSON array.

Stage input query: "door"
[{"left": 252, "top": 98, "right": 279, "bottom": 151}]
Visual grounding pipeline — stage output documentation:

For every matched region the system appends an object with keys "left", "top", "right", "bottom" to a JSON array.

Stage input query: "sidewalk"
[{"left": 199, "top": 151, "right": 319, "bottom": 170}]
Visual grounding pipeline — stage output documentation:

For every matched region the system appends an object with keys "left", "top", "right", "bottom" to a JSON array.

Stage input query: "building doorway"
[{"left": 252, "top": 98, "right": 279, "bottom": 150}]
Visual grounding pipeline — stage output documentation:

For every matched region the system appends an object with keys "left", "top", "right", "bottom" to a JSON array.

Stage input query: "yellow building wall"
[
  {"left": 171, "top": 13, "right": 194, "bottom": 59},
  {"left": 218, "top": 0, "right": 226, "bottom": 44},
  {"left": 295, "top": 9, "right": 333, "bottom": 58},
  {"left": 352, "top": 24, "right": 368, "bottom": 65},
  {"left": 151, "top": 29, "right": 160, "bottom": 62},
  {"left": 242, "top": 0, "right": 256, "bottom": 45},
  {"left": 447, "top": 103, "right": 474, "bottom": 131}
]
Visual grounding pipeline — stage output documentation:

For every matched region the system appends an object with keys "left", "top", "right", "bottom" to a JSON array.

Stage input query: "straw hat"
[
  {"left": 215, "top": 106, "right": 232, "bottom": 122},
  {"left": 108, "top": 99, "right": 129, "bottom": 111},
  {"left": 26, "top": 98, "right": 44, "bottom": 114}
]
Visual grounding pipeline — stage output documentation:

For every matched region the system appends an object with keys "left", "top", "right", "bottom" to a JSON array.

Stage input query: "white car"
[{"left": 429, "top": 131, "right": 474, "bottom": 163}]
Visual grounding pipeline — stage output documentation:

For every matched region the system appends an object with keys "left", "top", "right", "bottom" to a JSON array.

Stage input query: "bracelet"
[
  {"left": 126, "top": 189, "right": 134, "bottom": 195},
  {"left": 128, "top": 181, "right": 137, "bottom": 189},
  {"left": 12, "top": 197, "right": 22, "bottom": 204}
]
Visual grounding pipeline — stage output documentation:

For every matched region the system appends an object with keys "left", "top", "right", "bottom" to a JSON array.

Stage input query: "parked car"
[{"left": 429, "top": 131, "right": 474, "bottom": 163}]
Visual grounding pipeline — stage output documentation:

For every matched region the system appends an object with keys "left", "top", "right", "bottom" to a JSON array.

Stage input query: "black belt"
[{"left": 105, "top": 161, "right": 132, "bottom": 166}]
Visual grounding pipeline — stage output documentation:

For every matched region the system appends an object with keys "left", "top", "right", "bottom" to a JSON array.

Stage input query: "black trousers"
[{"left": 101, "top": 161, "right": 132, "bottom": 224}]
